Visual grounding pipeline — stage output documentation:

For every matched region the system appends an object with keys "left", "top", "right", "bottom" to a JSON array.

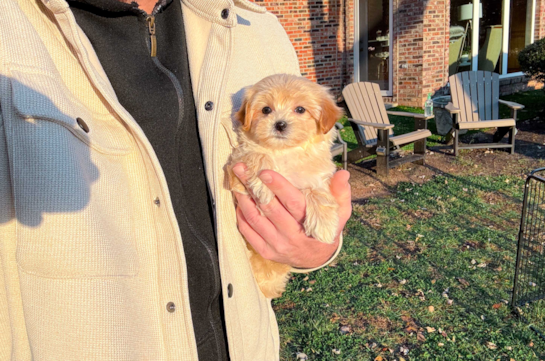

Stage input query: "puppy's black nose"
[{"left": 274, "top": 121, "right": 288, "bottom": 132}]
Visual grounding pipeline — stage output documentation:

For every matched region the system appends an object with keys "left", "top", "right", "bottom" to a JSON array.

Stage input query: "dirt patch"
[
  {"left": 272, "top": 300, "right": 296, "bottom": 311},
  {"left": 404, "top": 209, "right": 435, "bottom": 224},
  {"left": 330, "top": 312, "right": 368, "bottom": 334},
  {"left": 393, "top": 240, "right": 423, "bottom": 256},
  {"left": 348, "top": 119, "right": 545, "bottom": 202},
  {"left": 479, "top": 191, "right": 508, "bottom": 206}
]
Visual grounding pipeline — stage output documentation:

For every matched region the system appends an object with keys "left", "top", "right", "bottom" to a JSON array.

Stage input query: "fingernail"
[
  {"left": 259, "top": 172, "right": 272, "bottom": 184},
  {"left": 233, "top": 165, "right": 245, "bottom": 177}
]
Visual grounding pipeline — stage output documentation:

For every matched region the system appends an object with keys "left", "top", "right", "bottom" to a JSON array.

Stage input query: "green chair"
[
  {"left": 449, "top": 36, "right": 466, "bottom": 75},
  {"left": 449, "top": 25, "right": 466, "bottom": 75},
  {"left": 478, "top": 25, "right": 502, "bottom": 72}
]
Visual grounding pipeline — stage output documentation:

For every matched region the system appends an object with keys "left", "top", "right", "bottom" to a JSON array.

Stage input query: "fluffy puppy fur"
[{"left": 227, "top": 74, "right": 344, "bottom": 298}]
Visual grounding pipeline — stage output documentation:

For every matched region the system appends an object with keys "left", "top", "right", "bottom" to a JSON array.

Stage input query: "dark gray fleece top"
[{"left": 68, "top": 0, "right": 229, "bottom": 359}]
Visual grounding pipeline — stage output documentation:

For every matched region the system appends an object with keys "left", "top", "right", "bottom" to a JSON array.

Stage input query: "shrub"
[{"left": 519, "top": 37, "right": 545, "bottom": 83}]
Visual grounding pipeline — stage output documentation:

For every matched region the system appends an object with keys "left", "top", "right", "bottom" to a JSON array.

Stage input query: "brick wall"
[
  {"left": 536, "top": 0, "right": 545, "bottom": 39},
  {"left": 421, "top": 0, "right": 450, "bottom": 105},
  {"left": 252, "top": 0, "right": 354, "bottom": 99},
  {"left": 392, "top": 0, "right": 425, "bottom": 107},
  {"left": 393, "top": 0, "right": 449, "bottom": 107}
]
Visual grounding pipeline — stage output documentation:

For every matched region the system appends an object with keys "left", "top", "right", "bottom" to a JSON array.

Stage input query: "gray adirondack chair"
[
  {"left": 342, "top": 82, "right": 433, "bottom": 177},
  {"left": 446, "top": 71, "right": 523, "bottom": 156},
  {"left": 331, "top": 122, "right": 348, "bottom": 170}
]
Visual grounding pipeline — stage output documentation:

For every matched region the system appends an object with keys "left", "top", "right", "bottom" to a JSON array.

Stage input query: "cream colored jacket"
[{"left": 0, "top": 0, "right": 342, "bottom": 360}]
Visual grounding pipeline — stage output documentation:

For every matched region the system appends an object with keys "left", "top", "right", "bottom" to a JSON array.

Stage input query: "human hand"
[{"left": 232, "top": 163, "right": 352, "bottom": 269}]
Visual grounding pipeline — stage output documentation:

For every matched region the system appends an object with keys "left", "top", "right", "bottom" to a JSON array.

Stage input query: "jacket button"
[
  {"left": 227, "top": 283, "right": 233, "bottom": 298},
  {"left": 204, "top": 101, "right": 214, "bottom": 111},
  {"left": 221, "top": 9, "right": 229, "bottom": 19},
  {"left": 154, "top": 197, "right": 161, "bottom": 206},
  {"left": 166, "top": 302, "right": 176, "bottom": 313},
  {"left": 76, "top": 117, "right": 90, "bottom": 133}
]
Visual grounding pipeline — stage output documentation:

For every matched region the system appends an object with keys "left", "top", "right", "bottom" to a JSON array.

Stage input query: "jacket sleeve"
[
  {"left": 0, "top": 110, "right": 13, "bottom": 359},
  {"left": 0, "top": 256, "right": 12, "bottom": 359}
]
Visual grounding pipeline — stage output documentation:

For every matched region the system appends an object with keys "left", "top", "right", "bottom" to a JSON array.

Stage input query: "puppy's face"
[{"left": 236, "top": 74, "right": 343, "bottom": 149}]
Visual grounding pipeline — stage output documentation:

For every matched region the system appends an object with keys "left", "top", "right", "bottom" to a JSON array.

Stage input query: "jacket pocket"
[
  {"left": 10, "top": 67, "right": 133, "bottom": 155},
  {"left": 7, "top": 68, "right": 139, "bottom": 278}
]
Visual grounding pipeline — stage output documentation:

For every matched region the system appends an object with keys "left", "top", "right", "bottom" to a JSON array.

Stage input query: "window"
[
  {"left": 448, "top": 0, "right": 536, "bottom": 77},
  {"left": 355, "top": 0, "right": 393, "bottom": 95}
]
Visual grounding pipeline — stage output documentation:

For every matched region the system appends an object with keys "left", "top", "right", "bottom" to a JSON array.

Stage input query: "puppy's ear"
[
  {"left": 235, "top": 89, "right": 255, "bottom": 132},
  {"left": 319, "top": 94, "right": 343, "bottom": 134}
]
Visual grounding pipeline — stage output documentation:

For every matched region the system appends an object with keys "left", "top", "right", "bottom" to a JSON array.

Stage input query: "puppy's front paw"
[
  {"left": 303, "top": 189, "right": 339, "bottom": 244},
  {"left": 248, "top": 177, "right": 275, "bottom": 205}
]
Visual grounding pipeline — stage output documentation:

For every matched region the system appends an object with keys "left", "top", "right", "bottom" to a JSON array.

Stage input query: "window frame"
[
  {"left": 469, "top": 0, "right": 537, "bottom": 77},
  {"left": 353, "top": 0, "right": 394, "bottom": 96}
]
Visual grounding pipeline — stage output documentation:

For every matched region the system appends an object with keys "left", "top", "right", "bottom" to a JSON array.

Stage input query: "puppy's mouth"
[{"left": 273, "top": 132, "right": 288, "bottom": 139}]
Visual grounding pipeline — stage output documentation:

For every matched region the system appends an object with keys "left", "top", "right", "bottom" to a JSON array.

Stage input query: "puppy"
[{"left": 227, "top": 74, "right": 344, "bottom": 298}]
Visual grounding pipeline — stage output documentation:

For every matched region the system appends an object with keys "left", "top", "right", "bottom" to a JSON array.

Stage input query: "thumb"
[{"left": 330, "top": 170, "right": 352, "bottom": 225}]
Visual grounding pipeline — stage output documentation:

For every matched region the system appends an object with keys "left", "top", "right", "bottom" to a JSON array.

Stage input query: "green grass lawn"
[
  {"left": 275, "top": 174, "right": 538, "bottom": 360},
  {"left": 276, "top": 90, "right": 545, "bottom": 360}
]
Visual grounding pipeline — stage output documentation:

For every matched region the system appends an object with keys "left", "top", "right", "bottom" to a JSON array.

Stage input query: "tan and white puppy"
[{"left": 227, "top": 74, "right": 344, "bottom": 298}]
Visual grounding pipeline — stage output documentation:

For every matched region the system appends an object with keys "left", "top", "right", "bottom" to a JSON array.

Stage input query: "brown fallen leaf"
[
  {"left": 529, "top": 341, "right": 534, "bottom": 347},
  {"left": 428, "top": 306, "right": 435, "bottom": 313},
  {"left": 486, "top": 342, "right": 497, "bottom": 350},
  {"left": 492, "top": 303, "right": 502, "bottom": 309},
  {"left": 431, "top": 279, "right": 436, "bottom": 284},
  {"left": 309, "top": 280, "right": 316, "bottom": 285},
  {"left": 425, "top": 326, "right": 436, "bottom": 333},
  {"left": 405, "top": 326, "right": 417, "bottom": 333},
  {"left": 457, "top": 278, "right": 470, "bottom": 287},
  {"left": 417, "top": 332, "right": 426, "bottom": 341},
  {"left": 374, "top": 356, "right": 383, "bottom": 361}
]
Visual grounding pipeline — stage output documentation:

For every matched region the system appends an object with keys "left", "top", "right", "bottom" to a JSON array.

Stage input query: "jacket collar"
[
  {"left": 66, "top": 0, "right": 172, "bottom": 15},
  {"left": 39, "top": 0, "right": 265, "bottom": 26}
]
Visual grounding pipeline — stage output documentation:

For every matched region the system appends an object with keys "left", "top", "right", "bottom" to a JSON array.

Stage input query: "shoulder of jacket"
[
  {"left": 233, "top": 0, "right": 283, "bottom": 23},
  {"left": 233, "top": 1, "right": 283, "bottom": 27},
  {"left": 233, "top": 0, "right": 267, "bottom": 14}
]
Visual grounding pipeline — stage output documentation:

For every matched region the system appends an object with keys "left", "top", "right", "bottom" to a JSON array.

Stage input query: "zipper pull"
[{"left": 146, "top": 15, "right": 157, "bottom": 57}]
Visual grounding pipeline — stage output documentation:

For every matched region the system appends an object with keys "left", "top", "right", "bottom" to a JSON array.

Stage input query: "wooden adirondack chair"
[
  {"left": 447, "top": 71, "right": 524, "bottom": 156},
  {"left": 342, "top": 82, "right": 433, "bottom": 177},
  {"left": 331, "top": 122, "right": 348, "bottom": 170}
]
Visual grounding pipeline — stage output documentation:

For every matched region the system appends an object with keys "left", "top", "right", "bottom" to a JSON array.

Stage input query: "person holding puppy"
[{"left": 0, "top": 0, "right": 352, "bottom": 360}]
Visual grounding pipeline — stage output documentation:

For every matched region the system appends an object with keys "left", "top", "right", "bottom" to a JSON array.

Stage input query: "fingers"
[
  {"left": 234, "top": 192, "right": 278, "bottom": 244},
  {"left": 236, "top": 206, "right": 271, "bottom": 259},
  {"left": 232, "top": 163, "right": 249, "bottom": 186},
  {"left": 330, "top": 170, "right": 352, "bottom": 230},
  {"left": 233, "top": 163, "right": 306, "bottom": 224},
  {"left": 257, "top": 170, "right": 306, "bottom": 223}
]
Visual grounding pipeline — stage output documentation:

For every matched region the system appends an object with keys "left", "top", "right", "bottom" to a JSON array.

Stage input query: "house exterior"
[{"left": 252, "top": 0, "right": 545, "bottom": 107}]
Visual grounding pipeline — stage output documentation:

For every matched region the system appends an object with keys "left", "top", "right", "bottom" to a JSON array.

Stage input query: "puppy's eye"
[
  {"left": 294, "top": 106, "right": 306, "bottom": 114},
  {"left": 262, "top": 106, "right": 272, "bottom": 115}
]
